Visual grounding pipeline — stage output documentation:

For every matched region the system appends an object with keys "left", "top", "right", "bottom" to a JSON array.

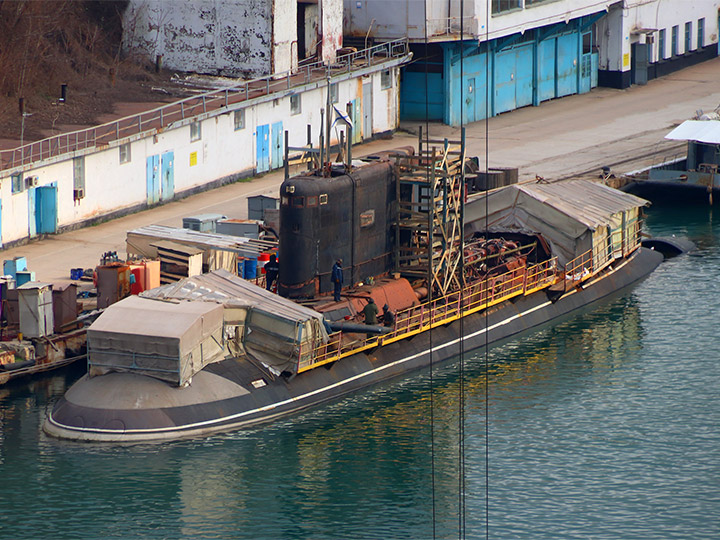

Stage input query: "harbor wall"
[{"left": 0, "top": 67, "right": 401, "bottom": 247}]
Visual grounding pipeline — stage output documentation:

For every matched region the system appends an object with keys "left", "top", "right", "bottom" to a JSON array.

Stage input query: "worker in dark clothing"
[
  {"left": 362, "top": 297, "right": 379, "bottom": 325},
  {"left": 331, "top": 259, "right": 343, "bottom": 302},
  {"left": 264, "top": 254, "right": 279, "bottom": 291},
  {"left": 382, "top": 304, "right": 395, "bottom": 327}
]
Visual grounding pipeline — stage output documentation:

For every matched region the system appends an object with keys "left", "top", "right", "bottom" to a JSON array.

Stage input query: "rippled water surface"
[{"left": 1, "top": 205, "right": 719, "bottom": 539}]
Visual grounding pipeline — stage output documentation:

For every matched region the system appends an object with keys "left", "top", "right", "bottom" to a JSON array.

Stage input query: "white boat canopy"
[
  {"left": 665, "top": 120, "right": 720, "bottom": 145},
  {"left": 465, "top": 179, "right": 649, "bottom": 265}
]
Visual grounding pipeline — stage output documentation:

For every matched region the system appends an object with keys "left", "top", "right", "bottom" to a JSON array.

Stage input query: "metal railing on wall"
[{"left": 1, "top": 39, "right": 410, "bottom": 173}]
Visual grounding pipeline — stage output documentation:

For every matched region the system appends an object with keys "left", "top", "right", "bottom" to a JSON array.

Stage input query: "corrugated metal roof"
[
  {"left": 517, "top": 179, "right": 649, "bottom": 230},
  {"left": 127, "top": 225, "right": 276, "bottom": 255},
  {"left": 665, "top": 120, "right": 720, "bottom": 144}
]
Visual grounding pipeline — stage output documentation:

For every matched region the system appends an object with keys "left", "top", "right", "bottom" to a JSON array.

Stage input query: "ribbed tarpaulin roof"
[
  {"left": 140, "top": 269, "right": 327, "bottom": 335},
  {"left": 665, "top": 120, "right": 720, "bottom": 145},
  {"left": 465, "top": 179, "right": 649, "bottom": 264}
]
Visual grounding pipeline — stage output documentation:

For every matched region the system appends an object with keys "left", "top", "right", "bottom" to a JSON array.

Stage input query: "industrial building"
[
  {"left": 344, "top": 0, "right": 720, "bottom": 125},
  {"left": 123, "top": 0, "right": 343, "bottom": 77}
]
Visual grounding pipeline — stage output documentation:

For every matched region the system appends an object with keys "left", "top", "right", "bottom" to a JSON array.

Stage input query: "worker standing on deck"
[
  {"left": 331, "top": 259, "right": 343, "bottom": 302},
  {"left": 382, "top": 304, "right": 395, "bottom": 327},
  {"left": 363, "top": 297, "right": 379, "bottom": 325},
  {"left": 264, "top": 254, "right": 279, "bottom": 291}
]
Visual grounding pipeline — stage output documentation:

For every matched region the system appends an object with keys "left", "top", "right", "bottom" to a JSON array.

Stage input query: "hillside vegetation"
[{"left": 0, "top": 0, "right": 181, "bottom": 143}]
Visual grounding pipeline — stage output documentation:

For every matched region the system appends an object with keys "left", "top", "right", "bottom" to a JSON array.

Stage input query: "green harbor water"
[{"left": 1, "top": 204, "right": 719, "bottom": 539}]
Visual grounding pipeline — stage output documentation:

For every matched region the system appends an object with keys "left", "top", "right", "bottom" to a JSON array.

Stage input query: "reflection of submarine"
[{"left": 45, "top": 142, "right": 664, "bottom": 443}]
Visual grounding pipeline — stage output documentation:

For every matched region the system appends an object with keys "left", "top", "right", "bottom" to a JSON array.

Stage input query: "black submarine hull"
[{"left": 44, "top": 247, "right": 662, "bottom": 442}]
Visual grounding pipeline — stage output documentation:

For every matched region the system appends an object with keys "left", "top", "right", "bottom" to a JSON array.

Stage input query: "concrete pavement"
[{"left": 3, "top": 56, "right": 719, "bottom": 284}]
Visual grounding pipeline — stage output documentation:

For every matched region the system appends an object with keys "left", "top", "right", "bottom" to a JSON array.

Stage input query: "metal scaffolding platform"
[{"left": 394, "top": 129, "right": 466, "bottom": 296}]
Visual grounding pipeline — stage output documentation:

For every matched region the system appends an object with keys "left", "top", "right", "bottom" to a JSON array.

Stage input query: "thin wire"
[
  {"left": 483, "top": 2, "right": 491, "bottom": 538},
  {"left": 458, "top": 0, "right": 467, "bottom": 537},
  {"left": 423, "top": 4, "right": 437, "bottom": 539}
]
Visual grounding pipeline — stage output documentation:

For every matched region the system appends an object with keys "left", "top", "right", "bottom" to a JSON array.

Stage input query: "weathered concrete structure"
[{"left": 123, "top": 0, "right": 343, "bottom": 77}]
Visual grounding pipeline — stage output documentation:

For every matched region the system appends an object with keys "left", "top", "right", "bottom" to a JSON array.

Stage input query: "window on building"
[
  {"left": 11, "top": 173, "right": 23, "bottom": 194},
  {"left": 671, "top": 25, "right": 678, "bottom": 56},
  {"left": 73, "top": 157, "right": 85, "bottom": 190},
  {"left": 290, "top": 94, "right": 301, "bottom": 115},
  {"left": 526, "top": 0, "right": 551, "bottom": 5},
  {"left": 491, "top": 0, "right": 520, "bottom": 15},
  {"left": 119, "top": 143, "right": 131, "bottom": 164},
  {"left": 234, "top": 109, "right": 245, "bottom": 131},
  {"left": 329, "top": 83, "right": 338, "bottom": 104},
  {"left": 582, "top": 32, "right": 592, "bottom": 55},
  {"left": 658, "top": 29, "right": 666, "bottom": 60},
  {"left": 698, "top": 18, "right": 705, "bottom": 49},
  {"left": 380, "top": 70, "right": 392, "bottom": 90},
  {"left": 685, "top": 22, "right": 692, "bottom": 52},
  {"left": 190, "top": 121, "right": 202, "bottom": 142}
]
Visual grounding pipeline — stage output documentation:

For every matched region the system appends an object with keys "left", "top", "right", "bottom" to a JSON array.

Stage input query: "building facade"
[
  {"left": 0, "top": 43, "right": 410, "bottom": 247},
  {"left": 123, "top": 0, "right": 344, "bottom": 77},
  {"left": 344, "top": 0, "right": 720, "bottom": 126}
]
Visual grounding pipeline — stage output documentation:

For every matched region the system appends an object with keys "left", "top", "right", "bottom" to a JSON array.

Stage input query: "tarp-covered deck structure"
[
  {"left": 141, "top": 270, "right": 328, "bottom": 377},
  {"left": 465, "top": 180, "right": 650, "bottom": 269},
  {"left": 87, "top": 295, "right": 225, "bottom": 386}
]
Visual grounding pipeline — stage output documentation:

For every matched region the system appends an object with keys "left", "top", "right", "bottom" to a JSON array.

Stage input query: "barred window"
[{"left": 492, "top": 0, "right": 521, "bottom": 14}]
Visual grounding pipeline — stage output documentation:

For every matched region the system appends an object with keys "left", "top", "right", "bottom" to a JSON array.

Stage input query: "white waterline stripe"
[
  {"left": 53, "top": 257, "right": 631, "bottom": 436},
  {"left": 51, "top": 298, "right": 555, "bottom": 435}
]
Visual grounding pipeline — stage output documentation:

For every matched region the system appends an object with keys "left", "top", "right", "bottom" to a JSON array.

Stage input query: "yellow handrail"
[{"left": 298, "top": 256, "right": 560, "bottom": 373}]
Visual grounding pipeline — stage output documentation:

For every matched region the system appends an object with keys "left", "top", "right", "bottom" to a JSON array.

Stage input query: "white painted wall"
[
  {"left": 595, "top": 0, "right": 719, "bottom": 72},
  {"left": 0, "top": 68, "right": 402, "bottom": 245}
]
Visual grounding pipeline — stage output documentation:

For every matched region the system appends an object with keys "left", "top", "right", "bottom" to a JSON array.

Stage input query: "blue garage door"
[
  {"left": 146, "top": 154, "right": 160, "bottom": 204},
  {"left": 494, "top": 49, "right": 516, "bottom": 114},
  {"left": 515, "top": 44, "right": 533, "bottom": 108},
  {"left": 537, "top": 38, "right": 557, "bottom": 102},
  {"left": 161, "top": 151, "right": 174, "bottom": 201},
  {"left": 36, "top": 185, "right": 58, "bottom": 234},
  {"left": 494, "top": 43, "right": 533, "bottom": 115},
  {"left": 556, "top": 33, "right": 578, "bottom": 97},
  {"left": 256, "top": 124, "right": 270, "bottom": 173},
  {"left": 271, "top": 121, "right": 283, "bottom": 170},
  {"left": 400, "top": 72, "right": 444, "bottom": 121}
]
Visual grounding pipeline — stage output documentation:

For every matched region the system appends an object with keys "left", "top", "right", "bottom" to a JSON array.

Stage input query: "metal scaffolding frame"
[{"left": 394, "top": 128, "right": 466, "bottom": 296}]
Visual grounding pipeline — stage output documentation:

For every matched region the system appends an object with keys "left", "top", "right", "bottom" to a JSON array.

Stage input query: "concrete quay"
[{"left": 3, "top": 56, "right": 719, "bottom": 284}]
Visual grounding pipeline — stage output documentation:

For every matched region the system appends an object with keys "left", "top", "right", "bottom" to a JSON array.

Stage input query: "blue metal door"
[
  {"left": 36, "top": 185, "right": 58, "bottom": 234},
  {"left": 146, "top": 154, "right": 160, "bottom": 204},
  {"left": 494, "top": 49, "right": 516, "bottom": 114},
  {"left": 537, "top": 38, "right": 557, "bottom": 102},
  {"left": 271, "top": 121, "right": 283, "bottom": 170},
  {"left": 256, "top": 124, "right": 270, "bottom": 173},
  {"left": 161, "top": 151, "right": 174, "bottom": 201},
  {"left": 27, "top": 187, "right": 37, "bottom": 237},
  {"left": 464, "top": 78, "right": 476, "bottom": 125},
  {"left": 515, "top": 44, "right": 534, "bottom": 108},
  {"left": 556, "top": 33, "right": 578, "bottom": 97}
]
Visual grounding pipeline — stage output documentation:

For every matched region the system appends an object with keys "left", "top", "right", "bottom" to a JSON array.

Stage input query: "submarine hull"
[{"left": 44, "top": 247, "right": 662, "bottom": 443}]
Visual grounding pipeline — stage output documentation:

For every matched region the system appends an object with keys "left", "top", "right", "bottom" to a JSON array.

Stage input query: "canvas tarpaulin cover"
[
  {"left": 87, "top": 295, "right": 225, "bottom": 386},
  {"left": 141, "top": 269, "right": 328, "bottom": 375},
  {"left": 464, "top": 179, "right": 649, "bottom": 265}
]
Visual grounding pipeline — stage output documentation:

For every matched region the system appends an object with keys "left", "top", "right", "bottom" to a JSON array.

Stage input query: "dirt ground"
[{"left": 0, "top": 66, "right": 191, "bottom": 148}]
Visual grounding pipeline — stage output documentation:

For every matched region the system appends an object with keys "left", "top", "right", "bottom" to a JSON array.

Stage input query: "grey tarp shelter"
[
  {"left": 465, "top": 179, "right": 649, "bottom": 265},
  {"left": 141, "top": 269, "right": 328, "bottom": 375},
  {"left": 87, "top": 295, "right": 225, "bottom": 386}
]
